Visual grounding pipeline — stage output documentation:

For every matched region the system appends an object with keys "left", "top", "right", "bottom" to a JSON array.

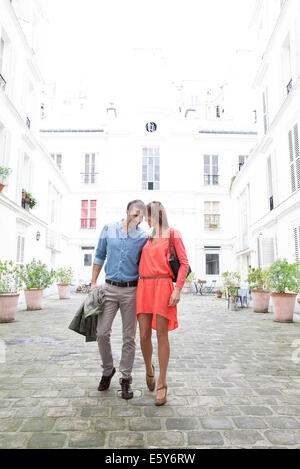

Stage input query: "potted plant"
[
  {"left": 246, "top": 266, "right": 271, "bottom": 313},
  {"left": 222, "top": 271, "right": 241, "bottom": 310},
  {"left": 55, "top": 266, "right": 73, "bottom": 299},
  {"left": 0, "top": 167, "right": 12, "bottom": 193},
  {"left": 216, "top": 289, "right": 222, "bottom": 298},
  {"left": 183, "top": 272, "right": 196, "bottom": 294},
  {"left": 22, "top": 190, "right": 37, "bottom": 210},
  {"left": 20, "top": 259, "right": 54, "bottom": 310},
  {"left": 0, "top": 260, "right": 23, "bottom": 322},
  {"left": 268, "top": 259, "right": 300, "bottom": 323}
]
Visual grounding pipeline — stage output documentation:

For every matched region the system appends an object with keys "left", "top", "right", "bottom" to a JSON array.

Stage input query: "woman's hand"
[{"left": 168, "top": 287, "right": 181, "bottom": 307}]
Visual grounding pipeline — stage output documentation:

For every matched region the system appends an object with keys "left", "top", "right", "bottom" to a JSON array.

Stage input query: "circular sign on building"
[{"left": 146, "top": 122, "right": 157, "bottom": 133}]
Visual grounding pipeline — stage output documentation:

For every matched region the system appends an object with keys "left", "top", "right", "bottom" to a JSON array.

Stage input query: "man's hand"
[
  {"left": 168, "top": 287, "right": 181, "bottom": 307},
  {"left": 90, "top": 282, "right": 97, "bottom": 292}
]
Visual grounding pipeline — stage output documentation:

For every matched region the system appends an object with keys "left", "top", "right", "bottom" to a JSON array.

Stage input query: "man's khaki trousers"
[{"left": 96, "top": 282, "right": 137, "bottom": 382}]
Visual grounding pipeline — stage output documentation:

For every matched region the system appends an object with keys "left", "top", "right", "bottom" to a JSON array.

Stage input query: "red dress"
[{"left": 136, "top": 229, "right": 189, "bottom": 331}]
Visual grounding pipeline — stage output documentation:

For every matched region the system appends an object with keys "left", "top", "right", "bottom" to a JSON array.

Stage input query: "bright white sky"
[{"left": 41, "top": 0, "right": 256, "bottom": 102}]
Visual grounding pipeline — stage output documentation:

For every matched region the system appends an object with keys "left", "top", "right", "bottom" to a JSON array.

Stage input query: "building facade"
[{"left": 231, "top": 0, "right": 300, "bottom": 290}]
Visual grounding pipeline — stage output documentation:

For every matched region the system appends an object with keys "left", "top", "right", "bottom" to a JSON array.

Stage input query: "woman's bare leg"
[
  {"left": 156, "top": 314, "right": 170, "bottom": 397},
  {"left": 138, "top": 314, "right": 154, "bottom": 376}
]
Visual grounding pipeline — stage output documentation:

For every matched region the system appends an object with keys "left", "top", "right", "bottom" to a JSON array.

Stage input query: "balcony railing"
[
  {"left": 287, "top": 79, "right": 293, "bottom": 95},
  {"left": 26, "top": 117, "right": 31, "bottom": 129},
  {"left": 81, "top": 218, "right": 97, "bottom": 229},
  {"left": 80, "top": 173, "right": 98, "bottom": 184},
  {"left": 204, "top": 214, "right": 220, "bottom": 229},
  {"left": 204, "top": 174, "right": 219, "bottom": 186},
  {"left": 269, "top": 195, "right": 274, "bottom": 211},
  {"left": 0, "top": 74, "right": 6, "bottom": 91}
]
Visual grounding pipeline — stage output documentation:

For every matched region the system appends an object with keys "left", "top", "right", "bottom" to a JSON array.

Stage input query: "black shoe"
[
  {"left": 98, "top": 367, "right": 116, "bottom": 391},
  {"left": 120, "top": 378, "right": 133, "bottom": 400}
]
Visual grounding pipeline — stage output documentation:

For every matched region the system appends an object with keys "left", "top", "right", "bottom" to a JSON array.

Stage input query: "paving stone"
[
  {"left": 129, "top": 417, "right": 161, "bottom": 431},
  {"left": 68, "top": 432, "right": 105, "bottom": 448},
  {"left": 225, "top": 430, "right": 264, "bottom": 446},
  {"left": 80, "top": 407, "right": 110, "bottom": 418},
  {"left": 20, "top": 418, "right": 55, "bottom": 432},
  {"left": 112, "top": 407, "right": 141, "bottom": 417},
  {"left": 55, "top": 418, "right": 91, "bottom": 431},
  {"left": 239, "top": 406, "right": 273, "bottom": 416},
  {"left": 143, "top": 406, "right": 175, "bottom": 417},
  {"left": 166, "top": 417, "right": 199, "bottom": 430},
  {"left": 176, "top": 406, "right": 208, "bottom": 417},
  {"left": 147, "top": 431, "right": 184, "bottom": 447},
  {"left": 15, "top": 407, "right": 45, "bottom": 418},
  {"left": 188, "top": 431, "right": 224, "bottom": 446},
  {"left": 0, "top": 419, "right": 23, "bottom": 432},
  {"left": 210, "top": 406, "right": 241, "bottom": 416},
  {"left": 0, "top": 433, "right": 30, "bottom": 449},
  {"left": 46, "top": 407, "right": 77, "bottom": 418},
  {"left": 108, "top": 431, "right": 145, "bottom": 448},
  {"left": 94, "top": 418, "right": 126, "bottom": 431},
  {"left": 200, "top": 417, "right": 233, "bottom": 430},
  {"left": 265, "top": 417, "right": 300, "bottom": 429},
  {"left": 271, "top": 406, "right": 300, "bottom": 416},
  {"left": 233, "top": 417, "right": 268, "bottom": 429},
  {"left": 28, "top": 433, "right": 67, "bottom": 449},
  {"left": 264, "top": 430, "right": 300, "bottom": 445}
]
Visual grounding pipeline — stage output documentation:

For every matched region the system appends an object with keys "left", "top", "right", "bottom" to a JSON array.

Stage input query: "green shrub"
[
  {"left": 0, "top": 260, "right": 23, "bottom": 294},
  {"left": 246, "top": 266, "right": 270, "bottom": 291},
  {"left": 221, "top": 271, "right": 241, "bottom": 303},
  {"left": 55, "top": 266, "right": 73, "bottom": 284},
  {"left": 268, "top": 259, "right": 300, "bottom": 294},
  {"left": 20, "top": 259, "right": 54, "bottom": 290}
]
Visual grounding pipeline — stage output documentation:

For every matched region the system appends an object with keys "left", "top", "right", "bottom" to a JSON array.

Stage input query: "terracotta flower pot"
[
  {"left": 297, "top": 298, "right": 300, "bottom": 306},
  {"left": 271, "top": 292, "right": 297, "bottom": 323},
  {"left": 24, "top": 288, "right": 43, "bottom": 310},
  {"left": 251, "top": 290, "right": 271, "bottom": 313},
  {"left": 0, "top": 293, "right": 20, "bottom": 322},
  {"left": 0, "top": 184, "right": 5, "bottom": 193},
  {"left": 57, "top": 283, "right": 71, "bottom": 299}
]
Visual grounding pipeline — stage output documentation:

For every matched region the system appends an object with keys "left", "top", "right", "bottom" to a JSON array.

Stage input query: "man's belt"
[{"left": 106, "top": 279, "right": 138, "bottom": 288}]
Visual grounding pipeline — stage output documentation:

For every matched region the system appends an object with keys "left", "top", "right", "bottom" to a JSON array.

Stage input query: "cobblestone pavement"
[{"left": 0, "top": 293, "right": 300, "bottom": 449}]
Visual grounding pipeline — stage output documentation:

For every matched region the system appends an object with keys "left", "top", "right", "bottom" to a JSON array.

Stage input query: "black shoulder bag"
[{"left": 168, "top": 229, "right": 192, "bottom": 282}]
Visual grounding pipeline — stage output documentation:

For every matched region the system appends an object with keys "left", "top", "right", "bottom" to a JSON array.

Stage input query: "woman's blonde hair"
[{"left": 147, "top": 201, "right": 169, "bottom": 239}]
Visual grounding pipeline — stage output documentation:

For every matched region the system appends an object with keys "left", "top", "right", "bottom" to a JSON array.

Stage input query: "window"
[
  {"left": 81, "top": 200, "right": 97, "bottom": 229},
  {"left": 238, "top": 187, "right": 250, "bottom": 251},
  {"left": 142, "top": 147, "right": 160, "bottom": 190},
  {"left": 51, "top": 153, "right": 62, "bottom": 171},
  {"left": 84, "top": 254, "right": 92, "bottom": 266},
  {"left": 81, "top": 153, "right": 97, "bottom": 184},
  {"left": 289, "top": 123, "right": 300, "bottom": 193},
  {"left": 204, "top": 155, "right": 219, "bottom": 185},
  {"left": 262, "top": 88, "right": 269, "bottom": 134},
  {"left": 16, "top": 235, "right": 25, "bottom": 265},
  {"left": 205, "top": 247, "right": 220, "bottom": 275},
  {"left": 267, "top": 156, "right": 274, "bottom": 211},
  {"left": 281, "top": 35, "right": 292, "bottom": 97},
  {"left": 239, "top": 155, "right": 248, "bottom": 171},
  {"left": 0, "top": 123, "right": 7, "bottom": 166},
  {"left": 48, "top": 183, "right": 61, "bottom": 225},
  {"left": 204, "top": 201, "right": 220, "bottom": 229},
  {"left": 294, "top": 226, "right": 300, "bottom": 263},
  {"left": 22, "top": 154, "right": 32, "bottom": 192}
]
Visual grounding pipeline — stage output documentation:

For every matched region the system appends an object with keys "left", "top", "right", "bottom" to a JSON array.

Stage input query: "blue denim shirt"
[{"left": 94, "top": 220, "right": 149, "bottom": 282}]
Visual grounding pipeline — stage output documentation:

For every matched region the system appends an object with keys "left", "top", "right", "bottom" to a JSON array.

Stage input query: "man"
[{"left": 91, "top": 200, "right": 148, "bottom": 399}]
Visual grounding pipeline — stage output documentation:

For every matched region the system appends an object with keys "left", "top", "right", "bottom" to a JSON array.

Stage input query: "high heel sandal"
[
  {"left": 155, "top": 385, "right": 167, "bottom": 406},
  {"left": 146, "top": 364, "right": 155, "bottom": 392}
]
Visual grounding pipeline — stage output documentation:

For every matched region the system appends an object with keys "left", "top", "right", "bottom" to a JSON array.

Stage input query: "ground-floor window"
[
  {"left": 205, "top": 247, "right": 220, "bottom": 275},
  {"left": 16, "top": 235, "right": 25, "bottom": 265},
  {"left": 82, "top": 246, "right": 95, "bottom": 267}
]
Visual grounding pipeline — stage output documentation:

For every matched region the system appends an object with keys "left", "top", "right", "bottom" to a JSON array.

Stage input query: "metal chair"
[{"left": 202, "top": 279, "right": 217, "bottom": 295}]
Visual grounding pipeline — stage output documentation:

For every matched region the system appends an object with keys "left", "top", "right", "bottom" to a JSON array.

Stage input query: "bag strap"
[{"left": 169, "top": 228, "right": 178, "bottom": 259}]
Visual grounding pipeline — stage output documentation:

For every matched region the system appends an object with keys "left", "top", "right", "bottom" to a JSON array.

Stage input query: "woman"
[{"left": 136, "top": 201, "right": 189, "bottom": 405}]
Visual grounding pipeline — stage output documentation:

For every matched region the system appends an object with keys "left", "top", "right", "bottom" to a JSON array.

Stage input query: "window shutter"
[
  {"left": 294, "top": 227, "right": 299, "bottom": 262},
  {"left": 294, "top": 124, "right": 300, "bottom": 190},
  {"left": 262, "top": 238, "right": 275, "bottom": 268}
]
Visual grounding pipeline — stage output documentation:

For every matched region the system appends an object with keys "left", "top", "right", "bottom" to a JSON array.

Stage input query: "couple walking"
[{"left": 91, "top": 200, "right": 189, "bottom": 406}]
